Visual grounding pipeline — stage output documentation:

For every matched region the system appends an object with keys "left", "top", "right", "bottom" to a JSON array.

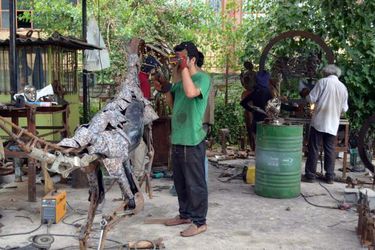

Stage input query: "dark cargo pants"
[{"left": 172, "top": 140, "right": 208, "bottom": 226}]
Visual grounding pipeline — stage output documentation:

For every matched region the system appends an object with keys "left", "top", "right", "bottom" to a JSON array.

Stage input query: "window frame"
[{"left": 0, "top": 0, "right": 33, "bottom": 30}]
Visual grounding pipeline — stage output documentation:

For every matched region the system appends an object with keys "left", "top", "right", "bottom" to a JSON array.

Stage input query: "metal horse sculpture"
[{"left": 0, "top": 39, "right": 171, "bottom": 249}]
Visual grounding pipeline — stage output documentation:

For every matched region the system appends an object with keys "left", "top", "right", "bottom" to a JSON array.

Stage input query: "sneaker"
[
  {"left": 180, "top": 224, "right": 207, "bottom": 237},
  {"left": 164, "top": 215, "right": 191, "bottom": 226},
  {"left": 301, "top": 175, "right": 315, "bottom": 183}
]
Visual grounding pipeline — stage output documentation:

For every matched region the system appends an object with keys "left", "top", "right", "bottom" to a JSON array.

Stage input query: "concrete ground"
[{"left": 0, "top": 156, "right": 366, "bottom": 250}]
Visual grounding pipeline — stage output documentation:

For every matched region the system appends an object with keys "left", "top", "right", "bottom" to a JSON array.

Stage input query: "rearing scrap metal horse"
[{"left": 0, "top": 38, "right": 172, "bottom": 249}]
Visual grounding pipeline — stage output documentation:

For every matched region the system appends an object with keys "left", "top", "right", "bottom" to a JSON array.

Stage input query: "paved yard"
[{"left": 0, "top": 157, "right": 365, "bottom": 249}]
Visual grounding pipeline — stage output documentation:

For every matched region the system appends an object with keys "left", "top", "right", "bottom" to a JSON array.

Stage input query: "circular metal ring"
[{"left": 259, "top": 30, "right": 335, "bottom": 72}]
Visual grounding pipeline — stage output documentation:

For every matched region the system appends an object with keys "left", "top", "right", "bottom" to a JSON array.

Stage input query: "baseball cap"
[{"left": 141, "top": 55, "right": 160, "bottom": 73}]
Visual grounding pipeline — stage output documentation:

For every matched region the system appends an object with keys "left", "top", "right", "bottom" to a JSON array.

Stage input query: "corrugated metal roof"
[{"left": 0, "top": 32, "right": 102, "bottom": 50}]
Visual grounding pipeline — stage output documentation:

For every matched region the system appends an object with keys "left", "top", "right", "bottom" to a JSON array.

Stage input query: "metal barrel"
[{"left": 255, "top": 123, "right": 303, "bottom": 198}]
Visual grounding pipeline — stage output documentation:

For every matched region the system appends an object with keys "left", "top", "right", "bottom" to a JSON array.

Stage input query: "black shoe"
[
  {"left": 325, "top": 177, "right": 334, "bottom": 184},
  {"left": 301, "top": 175, "right": 315, "bottom": 183}
]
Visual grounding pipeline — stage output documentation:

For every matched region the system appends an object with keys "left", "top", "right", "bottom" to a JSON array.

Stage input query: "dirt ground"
[{"left": 0, "top": 156, "right": 366, "bottom": 250}]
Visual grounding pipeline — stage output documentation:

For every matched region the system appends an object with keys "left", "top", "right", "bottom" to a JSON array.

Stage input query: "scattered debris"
[{"left": 127, "top": 237, "right": 165, "bottom": 249}]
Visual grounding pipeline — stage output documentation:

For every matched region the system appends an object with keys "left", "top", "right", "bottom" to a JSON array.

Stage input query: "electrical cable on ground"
[
  {"left": 47, "top": 233, "right": 125, "bottom": 249},
  {"left": 300, "top": 193, "right": 339, "bottom": 210},
  {"left": 0, "top": 223, "right": 43, "bottom": 238},
  {"left": 66, "top": 201, "right": 88, "bottom": 215},
  {"left": 63, "top": 200, "right": 103, "bottom": 227},
  {"left": 318, "top": 181, "right": 343, "bottom": 203}
]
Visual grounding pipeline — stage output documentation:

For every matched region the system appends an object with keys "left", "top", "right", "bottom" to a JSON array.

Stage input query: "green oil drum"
[{"left": 254, "top": 123, "right": 303, "bottom": 198}]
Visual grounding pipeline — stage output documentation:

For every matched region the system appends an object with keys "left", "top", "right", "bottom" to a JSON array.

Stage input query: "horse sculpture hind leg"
[{"left": 79, "top": 162, "right": 101, "bottom": 249}]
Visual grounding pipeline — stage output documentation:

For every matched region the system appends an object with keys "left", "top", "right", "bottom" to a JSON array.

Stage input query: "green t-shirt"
[{"left": 171, "top": 71, "right": 211, "bottom": 146}]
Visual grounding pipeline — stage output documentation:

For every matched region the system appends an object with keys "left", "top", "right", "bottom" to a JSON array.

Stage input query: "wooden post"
[
  {"left": 219, "top": 128, "right": 229, "bottom": 155},
  {"left": 27, "top": 107, "right": 37, "bottom": 202}
]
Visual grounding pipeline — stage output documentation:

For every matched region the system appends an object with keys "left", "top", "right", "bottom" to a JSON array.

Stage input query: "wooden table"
[
  {"left": 284, "top": 117, "right": 350, "bottom": 178},
  {"left": 0, "top": 104, "right": 69, "bottom": 202}
]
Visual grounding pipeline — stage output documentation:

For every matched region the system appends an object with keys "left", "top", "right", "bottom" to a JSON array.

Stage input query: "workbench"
[
  {"left": 0, "top": 104, "right": 69, "bottom": 202},
  {"left": 284, "top": 117, "right": 350, "bottom": 179}
]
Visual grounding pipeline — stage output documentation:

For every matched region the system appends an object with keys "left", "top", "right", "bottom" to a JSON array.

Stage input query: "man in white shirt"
[{"left": 301, "top": 64, "right": 348, "bottom": 184}]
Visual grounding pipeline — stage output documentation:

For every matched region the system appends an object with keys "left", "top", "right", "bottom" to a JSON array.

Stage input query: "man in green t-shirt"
[{"left": 155, "top": 42, "right": 210, "bottom": 237}]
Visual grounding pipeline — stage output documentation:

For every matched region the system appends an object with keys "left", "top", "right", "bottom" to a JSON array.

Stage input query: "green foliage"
[
  {"left": 20, "top": 0, "right": 81, "bottom": 36},
  {"left": 22, "top": 0, "right": 242, "bottom": 81},
  {"left": 20, "top": 0, "right": 249, "bottom": 146},
  {"left": 211, "top": 74, "right": 245, "bottom": 143},
  {"left": 79, "top": 101, "right": 100, "bottom": 124},
  {"left": 243, "top": 0, "right": 375, "bottom": 129}
]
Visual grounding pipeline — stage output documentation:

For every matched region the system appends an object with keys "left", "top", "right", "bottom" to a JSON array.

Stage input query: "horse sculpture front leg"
[{"left": 79, "top": 162, "right": 101, "bottom": 250}]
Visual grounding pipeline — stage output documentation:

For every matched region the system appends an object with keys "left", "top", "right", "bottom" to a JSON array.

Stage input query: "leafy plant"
[{"left": 211, "top": 74, "right": 245, "bottom": 143}]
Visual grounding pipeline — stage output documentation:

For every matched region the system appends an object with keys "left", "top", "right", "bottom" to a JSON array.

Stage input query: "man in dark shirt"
[{"left": 240, "top": 70, "right": 272, "bottom": 135}]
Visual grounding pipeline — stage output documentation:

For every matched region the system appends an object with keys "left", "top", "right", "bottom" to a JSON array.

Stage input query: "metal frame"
[{"left": 259, "top": 30, "right": 335, "bottom": 72}]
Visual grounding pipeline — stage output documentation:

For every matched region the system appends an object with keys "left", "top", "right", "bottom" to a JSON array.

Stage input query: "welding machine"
[{"left": 41, "top": 190, "right": 67, "bottom": 224}]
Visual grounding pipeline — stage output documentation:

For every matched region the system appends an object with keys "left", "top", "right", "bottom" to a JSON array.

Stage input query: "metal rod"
[
  {"left": 9, "top": 0, "right": 17, "bottom": 100},
  {"left": 82, "top": 0, "right": 89, "bottom": 123}
]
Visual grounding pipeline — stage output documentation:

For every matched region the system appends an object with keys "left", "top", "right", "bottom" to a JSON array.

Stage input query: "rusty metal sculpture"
[
  {"left": 259, "top": 30, "right": 335, "bottom": 89},
  {"left": 259, "top": 30, "right": 334, "bottom": 73},
  {"left": 0, "top": 38, "right": 173, "bottom": 249},
  {"left": 357, "top": 192, "right": 375, "bottom": 248},
  {"left": 358, "top": 114, "right": 375, "bottom": 173}
]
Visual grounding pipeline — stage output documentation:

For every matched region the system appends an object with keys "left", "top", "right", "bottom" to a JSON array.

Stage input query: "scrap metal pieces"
[
  {"left": 93, "top": 192, "right": 145, "bottom": 250},
  {"left": 265, "top": 97, "right": 282, "bottom": 122},
  {"left": 357, "top": 193, "right": 375, "bottom": 248}
]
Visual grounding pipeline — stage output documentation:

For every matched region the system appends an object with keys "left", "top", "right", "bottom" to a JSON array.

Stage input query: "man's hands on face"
[{"left": 176, "top": 52, "right": 188, "bottom": 71}]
